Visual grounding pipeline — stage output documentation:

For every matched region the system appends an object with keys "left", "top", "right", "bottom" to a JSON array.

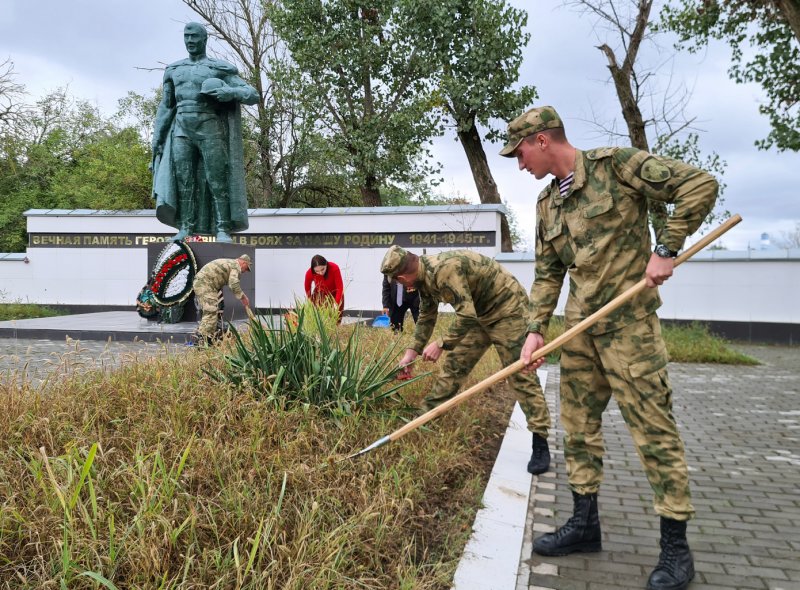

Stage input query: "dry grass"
[{"left": 0, "top": 318, "right": 512, "bottom": 589}]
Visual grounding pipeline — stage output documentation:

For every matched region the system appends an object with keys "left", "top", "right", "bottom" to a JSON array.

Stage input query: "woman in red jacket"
[{"left": 304, "top": 254, "right": 345, "bottom": 323}]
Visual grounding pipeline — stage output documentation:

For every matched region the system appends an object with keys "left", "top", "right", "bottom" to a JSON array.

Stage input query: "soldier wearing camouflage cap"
[
  {"left": 504, "top": 106, "right": 718, "bottom": 590},
  {"left": 380, "top": 245, "right": 552, "bottom": 475},
  {"left": 192, "top": 255, "right": 252, "bottom": 344}
]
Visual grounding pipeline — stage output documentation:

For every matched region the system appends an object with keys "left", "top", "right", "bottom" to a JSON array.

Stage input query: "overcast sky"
[{"left": 1, "top": 0, "right": 797, "bottom": 251}]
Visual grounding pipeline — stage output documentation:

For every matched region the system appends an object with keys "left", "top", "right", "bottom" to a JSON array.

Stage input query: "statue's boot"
[
  {"left": 173, "top": 228, "right": 192, "bottom": 241},
  {"left": 212, "top": 192, "right": 234, "bottom": 243}
]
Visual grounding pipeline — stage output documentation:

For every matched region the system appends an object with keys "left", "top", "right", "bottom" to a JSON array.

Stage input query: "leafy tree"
[
  {"left": 0, "top": 89, "right": 153, "bottom": 252},
  {"left": 272, "top": 0, "right": 442, "bottom": 206},
  {"left": 114, "top": 89, "right": 161, "bottom": 146},
  {"left": 49, "top": 128, "right": 152, "bottom": 210},
  {"left": 660, "top": 0, "right": 800, "bottom": 151},
  {"left": 423, "top": 0, "right": 536, "bottom": 251}
]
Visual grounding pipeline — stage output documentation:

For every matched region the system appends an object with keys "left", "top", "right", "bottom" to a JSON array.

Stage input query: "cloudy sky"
[{"left": 1, "top": 0, "right": 796, "bottom": 251}]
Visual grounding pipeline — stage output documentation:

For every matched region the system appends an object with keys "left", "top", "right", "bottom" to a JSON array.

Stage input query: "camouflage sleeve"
[
  {"left": 228, "top": 265, "right": 244, "bottom": 299},
  {"left": 411, "top": 293, "right": 439, "bottom": 353},
  {"left": 529, "top": 200, "right": 568, "bottom": 335},
  {"left": 613, "top": 147, "right": 719, "bottom": 251}
]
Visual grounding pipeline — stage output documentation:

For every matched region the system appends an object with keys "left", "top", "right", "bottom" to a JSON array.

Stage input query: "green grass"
[
  {"left": 544, "top": 317, "right": 758, "bottom": 365},
  {"left": 0, "top": 302, "right": 66, "bottom": 321},
  {"left": 662, "top": 322, "right": 759, "bottom": 364}
]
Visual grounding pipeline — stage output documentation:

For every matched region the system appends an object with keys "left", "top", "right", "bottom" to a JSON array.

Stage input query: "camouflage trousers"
[
  {"left": 194, "top": 286, "right": 223, "bottom": 337},
  {"left": 423, "top": 313, "right": 550, "bottom": 437},
  {"left": 560, "top": 313, "right": 694, "bottom": 520}
]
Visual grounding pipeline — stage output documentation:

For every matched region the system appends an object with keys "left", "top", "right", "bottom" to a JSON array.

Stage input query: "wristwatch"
[{"left": 654, "top": 244, "right": 678, "bottom": 258}]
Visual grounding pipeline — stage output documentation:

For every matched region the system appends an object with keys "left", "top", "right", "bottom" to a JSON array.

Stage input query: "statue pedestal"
[{"left": 146, "top": 242, "right": 255, "bottom": 322}]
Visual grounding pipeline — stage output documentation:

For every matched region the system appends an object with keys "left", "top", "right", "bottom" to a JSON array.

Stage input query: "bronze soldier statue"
[{"left": 152, "top": 22, "right": 258, "bottom": 243}]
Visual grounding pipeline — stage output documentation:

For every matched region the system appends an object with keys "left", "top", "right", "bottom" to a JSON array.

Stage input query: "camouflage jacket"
[
  {"left": 193, "top": 258, "right": 244, "bottom": 299},
  {"left": 412, "top": 250, "right": 530, "bottom": 353},
  {"left": 530, "top": 147, "right": 718, "bottom": 335}
]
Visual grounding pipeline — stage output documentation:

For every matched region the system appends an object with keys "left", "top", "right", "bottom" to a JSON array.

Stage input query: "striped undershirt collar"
[{"left": 557, "top": 172, "right": 574, "bottom": 197}]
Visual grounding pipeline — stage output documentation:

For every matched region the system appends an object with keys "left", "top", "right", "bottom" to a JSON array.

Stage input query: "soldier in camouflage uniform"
[
  {"left": 501, "top": 106, "right": 718, "bottom": 590},
  {"left": 380, "top": 246, "right": 552, "bottom": 474},
  {"left": 193, "top": 254, "right": 252, "bottom": 343}
]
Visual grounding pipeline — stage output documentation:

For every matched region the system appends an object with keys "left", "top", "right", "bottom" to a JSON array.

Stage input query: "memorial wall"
[{"left": 1, "top": 205, "right": 798, "bottom": 342}]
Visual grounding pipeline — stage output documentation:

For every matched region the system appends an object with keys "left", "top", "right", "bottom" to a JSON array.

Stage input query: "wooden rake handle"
[{"left": 386, "top": 214, "right": 742, "bottom": 444}]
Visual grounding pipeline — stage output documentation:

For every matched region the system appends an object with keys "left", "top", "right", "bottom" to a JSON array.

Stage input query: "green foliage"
[
  {"left": 0, "top": 302, "right": 66, "bottom": 321},
  {"left": 272, "top": 0, "right": 443, "bottom": 204},
  {"left": 208, "top": 305, "right": 424, "bottom": 416},
  {"left": 662, "top": 322, "right": 759, "bottom": 364},
  {"left": 113, "top": 89, "right": 161, "bottom": 146},
  {"left": 660, "top": 0, "right": 800, "bottom": 151},
  {"left": 0, "top": 89, "right": 153, "bottom": 252},
  {"left": 424, "top": 0, "right": 536, "bottom": 141},
  {"left": 48, "top": 128, "right": 152, "bottom": 210},
  {"left": 288, "top": 297, "right": 340, "bottom": 339}
]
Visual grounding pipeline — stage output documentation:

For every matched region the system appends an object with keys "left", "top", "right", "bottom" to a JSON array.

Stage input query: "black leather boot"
[
  {"left": 533, "top": 491, "right": 602, "bottom": 556},
  {"left": 527, "top": 433, "right": 551, "bottom": 474},
  {"left": 647, "top": 517, "right": 694, "bottom": 590}
]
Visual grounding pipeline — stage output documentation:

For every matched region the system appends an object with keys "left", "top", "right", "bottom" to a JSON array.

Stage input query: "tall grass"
[{"left": 0, "top": 320, "right": 509, "bottom": 589}]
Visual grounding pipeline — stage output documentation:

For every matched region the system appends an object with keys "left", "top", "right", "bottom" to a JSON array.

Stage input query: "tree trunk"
[
  {"left": 596, "top": 0, "right": 668, "bottom": 239},
  {"left": 360, "top": 174, "right": 382, "bottom": 206},
  {"left": 776, "top": 0, "right": 800, "bottom": 45},
  {"left": 456, "top": 123, "right": 513, "bottom": 252}
]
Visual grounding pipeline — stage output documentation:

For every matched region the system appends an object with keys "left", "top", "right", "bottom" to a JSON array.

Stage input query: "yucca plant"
[{"left": 207, "top": 305, "right": 425, "bottom": 416}]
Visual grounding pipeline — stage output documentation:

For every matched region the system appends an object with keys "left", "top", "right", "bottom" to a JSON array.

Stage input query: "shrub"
[
  {"left": 207, "top": 304, "right": 423, "bottom": 416},
  {"left": 0, "top": 302, "right": 66, "bottom": 321}
]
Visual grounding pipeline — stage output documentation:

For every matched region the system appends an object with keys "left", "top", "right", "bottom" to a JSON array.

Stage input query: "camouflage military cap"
[
  {"left": 499, "top": 106, "right": 563, "bottom": 157},
  {"left": 238, "top": 254, "right": 253, "bottom": 268},
  {"left": 380, "top": 245, "right": 409, "bottom": 277}
]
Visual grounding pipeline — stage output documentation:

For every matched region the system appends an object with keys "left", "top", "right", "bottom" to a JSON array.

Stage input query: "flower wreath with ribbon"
[{"left": 150, "top": 240, "right": 199, "bottom": 307}]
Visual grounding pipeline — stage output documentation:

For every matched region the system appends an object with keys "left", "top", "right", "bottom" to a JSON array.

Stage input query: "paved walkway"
[
  {"left": 0, "top": 337, "right": 185, "bottom": 387},
  {"left": 521, "top": 344, "right": 800, "bottom": 590}
]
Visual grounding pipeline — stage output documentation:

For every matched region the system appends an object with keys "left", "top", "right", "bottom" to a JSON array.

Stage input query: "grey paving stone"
[{"left": 525, "top": 343, "right": 800, "bottom": 590}]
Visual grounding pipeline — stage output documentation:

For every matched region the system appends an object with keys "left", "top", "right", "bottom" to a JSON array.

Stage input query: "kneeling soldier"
[{"left": 380, "top": 245, "right": 551, "bottom": 474}]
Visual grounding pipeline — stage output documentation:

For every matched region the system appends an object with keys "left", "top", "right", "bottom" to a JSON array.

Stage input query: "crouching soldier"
[
  {"left": 380, "top": 245, "right": 552, "bottom": 474},
  {"left": 193, "top": 254, "right": 252, "bottom": 344}
]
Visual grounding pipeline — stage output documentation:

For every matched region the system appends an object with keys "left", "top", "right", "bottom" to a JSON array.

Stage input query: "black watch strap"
[{"left": 654, "top": 244, "right": 678, "bottom": 258}]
